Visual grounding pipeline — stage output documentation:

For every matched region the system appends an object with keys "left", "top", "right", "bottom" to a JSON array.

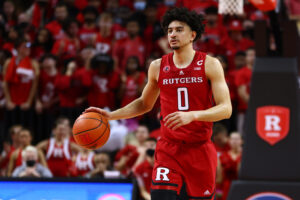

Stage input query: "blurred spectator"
[
  {"left": 114, "top": 124, "right": 149, "bottom": 177},
  {"left": 219, "top": 132, "right": 243, "bottom": 200},
  {"left": 235, "top": 48, "right": 255, "bottom": 135},
  {"left": 212, "top": 123, "right": 230, "bottom": 157},
  {"left": 113, "top": 18, "right": 146, "bottom": 71},
  {"left": 221, "top": 20, "right": 254, "bottom": 70},
  {"left": 78, "top": 6, "right": 98, "bottom": 47},
  {"left": 55, "top": 59, "right": 91, "bottom": 122},
  {"left": 0, "top": 0, "right": 17, "bottom": 31},
  {"left": 87, "top": 54, "right": 120, "bottom": 109},
  {"left": 12, "top": 145, "right": 52, "bottom": 178},
  {"left": 194, "top": 6, "right": 227, "bottom": 55},
  {"left": 51, "top": 18, "right": 80, "bottom": 61},
  {"left": 35, "top": 54, "right": 59, "bottom": 141},
  {"left": 234, "top": 51, "right": 246, "bottom": 70},
  {"left": 119, "top": 56, "right": 146, "bottom": 107},
  {"left": 2, "top": 26, "right": 20, "bottom": 56},
  {"left": 31, "top": 28, "right": 54, "bottom": 60},
  {"left": 7, "top": 128, "right": 47, "bottom": 176},
  {"left": 3, "top": 38, "right": 39, "bottom": 134},
  {"left": 134, "top": 138, "right": 157, "bottom": 200},
  {"left": 37, "top": 117, "right": 81, "bottom": 177},
  {"left": 45, "top": 2, "right": 69, "bottom": 40},
  {"left": 26, "top": 0, "right": 51, "bottom": 29},
  {"left": 72, "top": 148, "right": 95, "bottom": 177},
  {"left": 94, "top": 12, "right": 114, "bottom": 55},
  {"left": 176, "top": 0, "right": 218, "bottom": 14},
  {"left": 63, "top": 0, "right": 80, "bottom": 19},
  {"left": 85, "top": 152, "right": 111, "bottom": 178}
]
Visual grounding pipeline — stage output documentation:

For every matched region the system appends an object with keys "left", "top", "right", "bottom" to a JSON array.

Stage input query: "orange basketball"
[{"left": 72, "top": 112, "right": 110, "bottom": 150}]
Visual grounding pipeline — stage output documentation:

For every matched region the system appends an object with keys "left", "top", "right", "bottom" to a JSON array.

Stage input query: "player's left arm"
[{"left": 164, "top": 56, "right": 232, "bottom": 130}]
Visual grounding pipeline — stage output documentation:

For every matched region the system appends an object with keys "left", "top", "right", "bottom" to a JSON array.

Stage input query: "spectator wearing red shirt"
[
  {"left": 113, "top": 18, "right": 146, "bottom": 71},
  {"left": 26, "top": 0, "right": 51, "bottom": 29},
  {"left": 134, "top": 138, "right": 157, "bottom": 200},
  {"left": 176, "top": 0, "right": 218, "bottom": 14},
  {"left": 221, "top": 20, "right": 254, "bottom": 70},
  {"left": 235, "top": 48, "right": 255, "bottom": 135},
  {"left": 51, "top": 18, "right": 81, "bottom": 62},
  {"left": 45, "top": 2, "right": 69, "bottom": 40},
  {"left": 212, "top": 123, "right": 230, "bottom": 157},
  {"left": 35, "top": 54, "right": 59, "bottom": 141},
  {"left": 114, "top": 124, "right": 150, "bottom": 177},
  {"left": 0, "top": 124, "right": 22, "bottom": 176},
  {"left": 78, "top": 6, "right": 98, "bottom": 47},
  {"left": 7, "top": 128, "right": 47, "bottom": 176},
  {"left": 0, "top": 0, "right": 17, "bottom": 31},
  {"left": 55, "top": 59, "right": 92, "bottom": 123},
  {"left": 119, "top": 56, "right": 146, "bottom": 107},
  {"left": 2, "top": 26, "right": 20, "bottom": 56},
  {"left": 36, "top": 118, "right": 81, "bottom": 177},
  {"left": 72, "top": 148, "right": 96, "bottom": 177},
  {"left": 87, "top": 54, "right": 120, "bottom": 109},
  {"left": 219, "top": 132, "right": 242, "bottom": 200},
  {"left": 31, "top": 28, "right": 54, "bottom": 60},
  {"left": 194, "top": 6, "right": 227, "bottom": 55},
  {"left": 93, "top": 12, "right": 115, "bottom": 55},
  {"left": 3, "top": 38, "right": 39, "bottom": 135}
]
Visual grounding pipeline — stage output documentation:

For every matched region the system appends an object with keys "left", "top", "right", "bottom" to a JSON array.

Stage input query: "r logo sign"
[{"left": 256, "top": 106, "right": 290, "bottom": 146}]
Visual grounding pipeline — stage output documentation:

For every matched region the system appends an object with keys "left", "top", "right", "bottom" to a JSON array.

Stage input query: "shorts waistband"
[{"left": 161, "top": 136, "right": 209, "bottom": 146}]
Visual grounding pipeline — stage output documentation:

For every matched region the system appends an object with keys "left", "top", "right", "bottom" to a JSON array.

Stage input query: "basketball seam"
[
  {"left": 81, "top": 122, "right": 109, "bottom": 147},
  {"left": 73, "top": 119, "right": 103, "bottom": 136},
  {"left": 75, "top": 117, "right": 102, "bottom": 122}
]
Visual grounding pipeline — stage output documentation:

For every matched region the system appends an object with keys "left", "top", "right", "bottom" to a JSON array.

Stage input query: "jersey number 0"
[{"left": 177, "top": 87, "right": 189, "bottom": 111}]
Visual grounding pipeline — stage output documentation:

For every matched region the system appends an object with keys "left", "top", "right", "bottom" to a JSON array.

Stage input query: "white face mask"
[{"left": 134, "top": 1, "right": 146, "bottom": 11}]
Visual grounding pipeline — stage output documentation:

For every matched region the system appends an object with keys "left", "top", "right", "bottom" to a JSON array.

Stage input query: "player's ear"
[{"left": 191, "top": 31, "right": 196, "bottom": 42}]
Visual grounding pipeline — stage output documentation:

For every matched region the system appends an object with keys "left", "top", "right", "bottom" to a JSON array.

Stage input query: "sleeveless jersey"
[
  {"left": 75, "top": 151, "right": 95, "bottom": 176},
  {"left": 158, "top": 51, "right": 214, "bottom": 143},
  {"left": 46, "top": 138, "right": 71, "bottom": 177}
]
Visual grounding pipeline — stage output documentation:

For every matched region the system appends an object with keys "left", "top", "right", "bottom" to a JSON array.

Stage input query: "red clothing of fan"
[
  {"left": 95, "top": 33, "right": 114, "bottom": 55},
  {"left": 46, "top": 138, "right": 72, "bottom": 177},
  {"left": 235, "top": 66, "right": 252, "bottom": 112},
  {"left": 74, "top": 151, "right": 95, "bottom": 176},
  {"left": 114, "top": 145, "right": 139, "bottom": 176},
  {"left": 45, "top": 20, "right": 64, "bottom": 40},
  {"left": 55, "top": 67, "right": 91, "bottom": 107},
  {"left": 134, "top": 160, "right": 153, "bottom": 193},
  {"left": 51, "top": 36, "right": 79, "bottom": 60},
  {"left": 87, "top": 70, "right": 120, "bottom": 108},
  {"left": 4, "top": 56, "right": 35, "bottom": 105},
  {"left": 158, "top": 51, "right": 214, "bottom": 143},
  {"left": 121, "top": 72, "right": 146, "bottom": 107},
  {"left": 219, "top": 152, "right": 241, "bottom": 200},
  {"left": 38, "top": 70, "right": 58, "bottom": 106},
  {"left": 79, "top": 26, "right": 98, "bottom": 46},
  {"left": 113, "top": 36, "right": 145, "bottom": 71}
]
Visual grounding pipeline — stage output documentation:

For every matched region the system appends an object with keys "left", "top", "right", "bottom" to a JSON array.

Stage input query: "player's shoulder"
[
  {"left": 148, "top": 58, "right": 162, "bottom": 75},
  {"left": 205, "top": 55, "right": 220, "bottom": 66}
]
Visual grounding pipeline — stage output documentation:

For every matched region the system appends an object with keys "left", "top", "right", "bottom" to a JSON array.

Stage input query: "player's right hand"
[{"left": 83, "top": 107, "right": 111, "bottom": 120}]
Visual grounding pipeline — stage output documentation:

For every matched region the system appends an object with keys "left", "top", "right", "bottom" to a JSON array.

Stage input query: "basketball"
[{"left": 72, "top": 112, "right": 110, "bottom": 150}]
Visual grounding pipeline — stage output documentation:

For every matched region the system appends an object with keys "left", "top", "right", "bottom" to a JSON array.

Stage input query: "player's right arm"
[{"left": 84, "top": 59, "right": 161, "bottom": 120}]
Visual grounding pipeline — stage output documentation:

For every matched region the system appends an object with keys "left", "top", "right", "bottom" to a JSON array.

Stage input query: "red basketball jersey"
[
  {"left": 158, "top": 51, "right": 214, "bottom": 143},
  {"left": 46, "top": 138, "right": 72, "bottom": 177}
]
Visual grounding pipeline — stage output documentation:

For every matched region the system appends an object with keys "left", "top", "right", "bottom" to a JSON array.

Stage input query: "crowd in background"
[{"left": 0, "top": 0, "right": 285, "bottom": 199}]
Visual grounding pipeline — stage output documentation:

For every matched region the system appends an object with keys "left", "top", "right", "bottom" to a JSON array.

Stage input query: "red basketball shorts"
[{"left": 151, "top": 137, "right": 217, "bottom": 200}]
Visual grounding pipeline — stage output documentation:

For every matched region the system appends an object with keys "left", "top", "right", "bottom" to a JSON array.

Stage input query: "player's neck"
[{"left": 173, "top": 46, "right": 195, "bottom": 69}]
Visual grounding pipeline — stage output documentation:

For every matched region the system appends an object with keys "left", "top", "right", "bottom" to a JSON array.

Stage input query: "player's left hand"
[{"left": 164, "top": 111, "right": 195, "bottom": 130}]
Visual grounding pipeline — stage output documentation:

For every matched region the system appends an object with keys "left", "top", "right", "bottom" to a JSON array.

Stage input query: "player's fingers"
[
  {"left": 171, "top": 123, "right": 183, "bottom": 130},
  {"left": 83, "top": 107, "right": 102, "bottom": 114},
  {"left": 164, "top": 112, "right": 177, "bottom": 122},
  {"left": 164, "top": 115, "right": 178, "bottom": 127},
  {"left": 166, "top": 118, "right": 180, "bottom": 129}
]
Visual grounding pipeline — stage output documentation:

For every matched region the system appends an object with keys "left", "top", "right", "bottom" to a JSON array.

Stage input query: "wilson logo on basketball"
[{"left": 256, "top": 106, "right": 290, "bottom": 146}]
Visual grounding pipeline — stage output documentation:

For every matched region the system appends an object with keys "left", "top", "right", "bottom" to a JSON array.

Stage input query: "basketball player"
[{"left": 85, "top": 8, "right": 232, "bottom": 199}]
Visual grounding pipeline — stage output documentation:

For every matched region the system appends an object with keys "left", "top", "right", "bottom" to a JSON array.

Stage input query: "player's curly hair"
[{"left": 161, "top": 7, "right": 205, "bottom": 41}]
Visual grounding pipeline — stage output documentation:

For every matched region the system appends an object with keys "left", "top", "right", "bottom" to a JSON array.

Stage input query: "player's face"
[{"left": 167, "top": 21, "right": 195, "bottom": 50}]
